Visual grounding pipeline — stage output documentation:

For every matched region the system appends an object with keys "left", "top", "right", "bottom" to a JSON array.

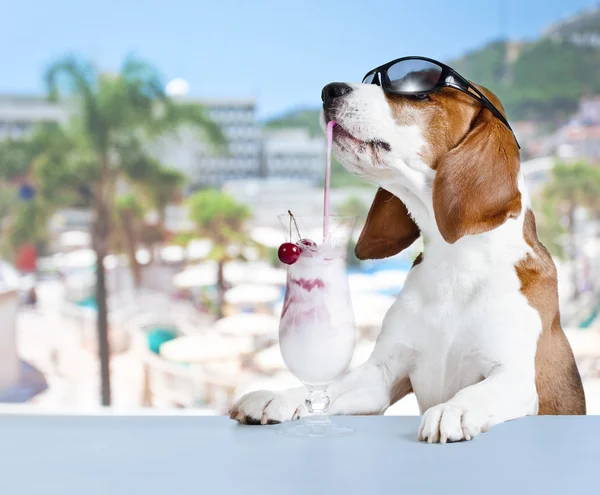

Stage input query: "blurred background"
[{"left": 1, "top": 0, "right": 600, "bottom": 416}]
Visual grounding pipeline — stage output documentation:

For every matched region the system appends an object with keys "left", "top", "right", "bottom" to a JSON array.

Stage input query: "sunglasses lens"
[
  {"left": 387, "top": 60, "right": 442, "bottom": 93},
  {"left": 362, "top": 73, "right": 376, "bottom": 84}
]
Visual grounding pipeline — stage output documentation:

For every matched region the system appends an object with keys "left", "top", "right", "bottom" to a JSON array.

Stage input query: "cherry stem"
[{"left": 288, "top": 210, "right": 302, "bottom": 240}]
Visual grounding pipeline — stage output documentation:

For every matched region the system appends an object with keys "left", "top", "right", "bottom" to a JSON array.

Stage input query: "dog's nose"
[{"left": 322, "top": 83, "right": 352, "bottom": 107}]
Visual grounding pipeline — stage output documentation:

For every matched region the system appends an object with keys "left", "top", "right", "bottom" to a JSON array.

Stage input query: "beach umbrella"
[
  {"left": 59, "top": 230, "right": 91, "bottom": 248},
  {"left": 103, "top": 255, "right": 120, "bottom": 270},
  {"left": 160, "top": 245, "right": 186, "bottom": 263},
  {"left": 173, "top": 263, "right": 218, "bottom": 288},
  {"left": 160, "top": 333, "right": 253, "bottom": 363},
  {"left": 224, "top": 261, "right": 286, "bottom": 286},
  {"left": 211, "top": 313, "right": 280, "bottom": 337},
  {"left": 59, "top": 249, "right": 96, "bottom": 269},
  {"left": 187, "top": 239, "right": 213, "bottom": 260},
  {"left": 249, "top": 226, "right": 282, "bottom": 248},
  {"left": 135, "top": 249, "right": 152, "bottom": 265},
  {"left": 224, "top": 284, "right": 281, "bottom": 305}
]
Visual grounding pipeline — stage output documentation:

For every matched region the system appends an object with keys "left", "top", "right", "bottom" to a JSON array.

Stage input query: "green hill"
[
  {"left": 266, "top": 6, "right": 600, "bottom": 128},
  {"left": 453, "top": 40, "right": 600, "bottom": 121}
]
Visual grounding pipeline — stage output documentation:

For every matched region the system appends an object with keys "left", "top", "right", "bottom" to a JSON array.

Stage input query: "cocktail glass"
[{"left": 276, "top": 214, "right": 358, "bottom": 437}]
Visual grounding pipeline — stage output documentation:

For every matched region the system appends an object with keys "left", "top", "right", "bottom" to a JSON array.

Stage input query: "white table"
[{"left": 0, "top": 415, "right": 598, "bottom": 494}]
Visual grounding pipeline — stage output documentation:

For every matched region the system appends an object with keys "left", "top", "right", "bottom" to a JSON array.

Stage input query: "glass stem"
[{"left": 305, "top": 388, "right": 330, "bottom": 417}]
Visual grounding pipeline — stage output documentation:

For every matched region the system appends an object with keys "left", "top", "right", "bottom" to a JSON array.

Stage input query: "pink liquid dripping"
[{"left": 323, "top": 120, "right": 336, "bottom": 242}]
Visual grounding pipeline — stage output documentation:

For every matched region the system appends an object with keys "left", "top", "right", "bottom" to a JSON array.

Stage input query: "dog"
[{"left": 231, "top": 64, "right": 586, "bottom": 443}]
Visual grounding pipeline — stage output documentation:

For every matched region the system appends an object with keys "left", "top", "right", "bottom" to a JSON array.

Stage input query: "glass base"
[{"left": 276, "top": 416, "right": 354, "bottom": 437}]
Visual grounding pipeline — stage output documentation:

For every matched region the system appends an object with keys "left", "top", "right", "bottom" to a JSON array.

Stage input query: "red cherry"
[
  {"left": 278, "top": 243, "right": 301, "bottom": 264},
  {"left": 297, "top": 238, "right": 317, "bottom": 251}
]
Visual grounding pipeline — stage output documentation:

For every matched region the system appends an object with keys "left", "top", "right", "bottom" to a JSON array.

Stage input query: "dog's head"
[{"left": 321, "top": 80, "right": 521, "bottom": 259}]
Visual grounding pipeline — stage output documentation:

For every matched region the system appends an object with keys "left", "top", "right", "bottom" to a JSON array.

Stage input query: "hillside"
[
  {"left": 266, "top": 6, "right": 600, "bottom": 128},
  {"left": 452, "top": 25, "right": 600, "bottom": 121}
]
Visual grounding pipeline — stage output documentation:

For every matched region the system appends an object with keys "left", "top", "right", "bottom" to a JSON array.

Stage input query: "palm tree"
[
  {"left": 143, "top": 165, "right": 185, "bottom": 234},
  {"left": 28, "top": 55, "right": 225, "bottom": 405},
  {"left": 138, "top": 164, "right": 186, "bottom": 263},
  {"left": 542, "top": 160, "right": 600, "bottom": 298},
  {"left": 111, "top": 163, "right": 186, "bottom": 279},
  {"left": 114, "top": 193, "right": 146, "bottom": 288},
  {"left": 187, "top": 189, "right": 251, "bottom": 318}
]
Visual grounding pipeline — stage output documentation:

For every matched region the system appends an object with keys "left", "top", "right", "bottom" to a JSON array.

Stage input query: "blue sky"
[{"left": 2, "top": 0, "right": 598, "bottom": 119}]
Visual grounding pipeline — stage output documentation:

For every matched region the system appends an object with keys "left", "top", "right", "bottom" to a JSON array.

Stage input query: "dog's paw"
[
  {"left": 229, "top": 388, "right": 306, "bottom": 425},
  {"left": 418, "top": 403, "right": 486, "bottom": 444}
]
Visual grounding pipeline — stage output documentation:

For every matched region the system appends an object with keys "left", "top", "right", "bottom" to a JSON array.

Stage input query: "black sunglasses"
[{"left": 362, "top": 56, "right": 520, "bottom": 149}]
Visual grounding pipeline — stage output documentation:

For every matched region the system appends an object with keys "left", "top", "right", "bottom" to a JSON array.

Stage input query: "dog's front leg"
[
  {"left": 230, "top": 352, "right": 412, "bottom": 425},
  {"left": 328, "top": 355, "right": 412, "bottom": 415},
  {"left": 418, "top": 365, "right": 538, "bottom": 443}
]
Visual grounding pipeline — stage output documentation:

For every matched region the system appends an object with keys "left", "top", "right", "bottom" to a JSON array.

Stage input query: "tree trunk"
[
  {"left": 216, "top": 259, "right": 225, "bottom": 319},
  {"left": 154, "top": 206, "right": 167, "bottom": 266},
  {"left": 119, "top": 209, "right": 142, "bottom": 288},
  {"left": 93, "top": 198, "right": 112, "bottom": 406},
  {"left": 157, "top": 206, "right": 166, "bottom": 234}
]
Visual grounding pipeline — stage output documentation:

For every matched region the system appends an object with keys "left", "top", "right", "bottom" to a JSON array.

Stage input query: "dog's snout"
[{"left": 322, "top": 83, "right": 352, "bottom": 107}]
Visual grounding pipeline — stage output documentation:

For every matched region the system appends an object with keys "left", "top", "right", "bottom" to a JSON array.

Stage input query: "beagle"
[{"left": 231, "top": 63, "right": 585, "bottom": 442}]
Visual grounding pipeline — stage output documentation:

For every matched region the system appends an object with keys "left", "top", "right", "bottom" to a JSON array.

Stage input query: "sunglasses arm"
[{"left": 452, "top": 79, "right": 521, "bottom": 150}]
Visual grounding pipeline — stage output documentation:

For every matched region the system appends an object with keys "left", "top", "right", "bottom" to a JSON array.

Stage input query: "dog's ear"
[
  {"left": 355, "top": 188, "right": 420, "bottom": 260},
  {"left": 432, "top": 87, "right": 521, "bottom": 244}
]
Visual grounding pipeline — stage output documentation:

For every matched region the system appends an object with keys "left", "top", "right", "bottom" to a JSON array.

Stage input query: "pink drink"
[{"left": 279, "top": 242, "right": 356, "bottom": 387}]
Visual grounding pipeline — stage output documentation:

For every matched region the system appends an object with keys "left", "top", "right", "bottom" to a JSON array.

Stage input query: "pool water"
[
  {"left": 77, "top": 297, "right": 97, "bottom": 311},
  {"left": 147, "top": 327, "right": 178, "bottom": 354},
  {"left": 579, "top": 303, "right": 600, "bottom": 329}
]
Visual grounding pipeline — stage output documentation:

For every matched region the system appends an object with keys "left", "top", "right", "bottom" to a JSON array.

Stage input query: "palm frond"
[
  {"left": 45, "top": 56, "right": 108, "bottom": 152},
  {"left": 149, "top": 101, "right": 227, "bottom": 151}
]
